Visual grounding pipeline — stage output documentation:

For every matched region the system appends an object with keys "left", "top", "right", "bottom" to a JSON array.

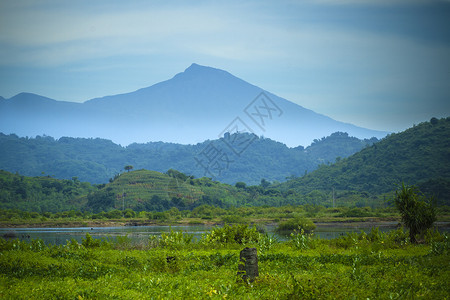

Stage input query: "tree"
[
  {"left": 260, "top": 178, "right": 270, "bottom": 189},
  {"left": 430, "top": 117, "right": 438, "bottom": 125},
  {"left": 124, "top": 165, "right": 133, "bottom": 172},
  {"left": 235, "top": 182, "right": 246, "bottom": 189},
  {"left": 393, "top": 183, "right": 436, "bottom": 243}
]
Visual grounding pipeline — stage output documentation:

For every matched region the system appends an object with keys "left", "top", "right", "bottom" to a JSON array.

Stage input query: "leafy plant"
[
  {"left": 393, "top": 183, "right": 436, "bottom": 243},
  {"left": 201, "top": 224, "right": 259, "bottom": 245},
  {"left": 290, "top": 229, "right": 315, "bottom": 250},
  {"left": 275, "top": 217, "right": 316, "bottom": 235},
  {"left": 158, "top": 228, "right": 193, "bottom": 248},
  {"left": 81, "top": 233, "right": 101, "bottom": 248}
]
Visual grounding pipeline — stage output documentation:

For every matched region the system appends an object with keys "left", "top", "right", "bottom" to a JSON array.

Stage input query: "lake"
[{"left": 4, "top": 222, "right": 447, "bottom": 245}]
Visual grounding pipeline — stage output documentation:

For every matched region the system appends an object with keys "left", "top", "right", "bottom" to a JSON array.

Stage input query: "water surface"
[{"left": 0, "top": 223, "right": 413, "bottom": 245}]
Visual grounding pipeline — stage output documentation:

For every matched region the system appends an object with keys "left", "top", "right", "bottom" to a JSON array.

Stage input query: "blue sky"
[{"left": 1, "top": 0, "right": 449, "bottom": 133}]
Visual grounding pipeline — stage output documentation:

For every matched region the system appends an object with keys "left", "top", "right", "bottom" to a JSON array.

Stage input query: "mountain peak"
[
  {"left": 184, "top": 63, "right": 210, "bottom": 72},
  {"left": 9, "top": 92, "right": 56, "bottom": 103},
  {"left": 181, "top": 63, "right": 231, "bottom": 78},
  {"left": 185, "top": 63, "right": 202, "bottom": 70},
  {"left": 0, "top": 64, "right": 389, "bottom": 147}
]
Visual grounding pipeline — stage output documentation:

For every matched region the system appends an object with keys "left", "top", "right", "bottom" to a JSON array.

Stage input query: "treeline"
[
  {"left": 0, "top": 131, "right": 376, "bottom": 185},
  {"left": 0, "top": 205, "right": 402, "bottom": 222},
  {"left": 2, "top": 204, "right": 449, "bottom": 226}
]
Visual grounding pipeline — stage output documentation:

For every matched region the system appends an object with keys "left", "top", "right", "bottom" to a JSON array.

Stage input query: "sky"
[{"left": 1, "top": 0, "right": 449, "bottom": 133}]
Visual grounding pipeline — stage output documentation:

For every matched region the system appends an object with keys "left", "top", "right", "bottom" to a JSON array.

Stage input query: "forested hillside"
[
  {"left": 277, "top": 117, "right": 450, "bottom": 205},
  {"left": 0, "top": 131, "right": 375, "bottom": 185},
  {"left": 2, "top": 118, "right": 448, "bottom": 212},
  {"left": 0, "top": 170, "right": 95, "bottom": 212}
]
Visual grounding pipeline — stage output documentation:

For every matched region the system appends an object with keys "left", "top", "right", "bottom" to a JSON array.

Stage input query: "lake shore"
[{"left": 1, "top": 216, "right": 449, "bottom": 229}]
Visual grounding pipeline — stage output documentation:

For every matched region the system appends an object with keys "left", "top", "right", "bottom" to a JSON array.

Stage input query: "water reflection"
[
  {"left": 0, "top": 225, "right": 213, "bottom": 245},
  {"left": 1, "top": 223, "right": 448, "bottom": 246}
]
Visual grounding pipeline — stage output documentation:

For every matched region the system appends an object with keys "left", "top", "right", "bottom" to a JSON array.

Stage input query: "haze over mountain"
[{"left": 0, "top": 64, "right": 387, "bottom": 147}]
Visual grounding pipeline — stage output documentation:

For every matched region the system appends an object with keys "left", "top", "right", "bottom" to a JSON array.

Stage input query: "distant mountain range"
[{"left": 0, "top": 63, "right": 387, "bottom": 147}]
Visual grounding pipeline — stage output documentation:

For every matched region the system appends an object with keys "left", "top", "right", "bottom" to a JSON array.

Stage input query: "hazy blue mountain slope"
[{"left": 0, "top": 64, "right": 387, "bottom": 147}]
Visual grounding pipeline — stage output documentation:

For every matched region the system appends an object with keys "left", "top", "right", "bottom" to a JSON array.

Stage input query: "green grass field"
[{"left": 0, "top": 226, "right": 448, "bottom": 299}]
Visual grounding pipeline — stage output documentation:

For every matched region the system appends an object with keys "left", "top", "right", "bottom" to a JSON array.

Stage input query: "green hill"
[
  {"left": 86, "top": 169, "right": 205, "bottom": 212},
  {"left": 277, "top": 117, "right": 450, "bottom": 205}
]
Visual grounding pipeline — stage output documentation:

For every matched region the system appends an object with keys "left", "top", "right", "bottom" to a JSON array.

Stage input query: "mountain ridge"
[{"left": 0, "top": 63, "right": 388, "bottom": 147}]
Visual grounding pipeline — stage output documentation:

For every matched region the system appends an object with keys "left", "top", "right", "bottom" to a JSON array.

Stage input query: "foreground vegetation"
[{"left": 0, "top": 225, "right": 448, "bottom": 299}]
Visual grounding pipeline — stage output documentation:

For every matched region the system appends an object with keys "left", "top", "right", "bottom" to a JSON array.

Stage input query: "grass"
[
  {"left": 0, "top": 226, "right": 448, "bottom": 299},
  {"left": 2, "top": 205, "right": 449, "bottom": 228}
]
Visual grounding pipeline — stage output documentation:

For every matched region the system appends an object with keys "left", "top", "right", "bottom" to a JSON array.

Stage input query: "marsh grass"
[{"left": 0, "top": 226, "right": 448, "bottom": 299}]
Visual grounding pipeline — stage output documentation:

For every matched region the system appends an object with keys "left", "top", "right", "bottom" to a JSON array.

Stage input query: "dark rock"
[
  {"left": 2, "top": 231, "right": 17, "bottom": 238},
  {"left": 237, "top": 247, "right": 258, "bottom": 282}
]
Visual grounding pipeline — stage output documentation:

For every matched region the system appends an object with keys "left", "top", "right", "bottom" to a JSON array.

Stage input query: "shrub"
[
  {"left": 290, "top": 229, "right": 315, "bottom": 250},
  {"left": 158, "top": 229, "right": 193, "bottom": 248},
  {"left": 201, "top": 224, "right": 259, "bottom": 245},
  {"left": 429, "top": 233, "right": 449, "bottom": 256},
  {"left": 81, "top": 233, "right": 101, "bottom": 248},
  {"left": 275, "top": 217, "right": 316, "bottom": 235},
  {"left": 221, "top": 215, "right": 244, "bottom": 224},
  {"left": 393, "top": 183, "right": 436, "bottom": 243},
  {"left": 258, "top": 233, "right": 279, "bottom": 255}
]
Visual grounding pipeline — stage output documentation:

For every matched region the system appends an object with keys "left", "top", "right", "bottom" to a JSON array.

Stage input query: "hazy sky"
[{"left": 1, "top": 0, "right": 449, "bottom": 133}]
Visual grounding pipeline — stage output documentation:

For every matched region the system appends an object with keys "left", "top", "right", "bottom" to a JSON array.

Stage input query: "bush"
[
  {"left": 394, "top": 183, "right": 436, "bottom": 243},
  {"left": 290, "top": 229, "right": 315, "bottom": 250},
  {"left": 158, "top": 229, "right": 193, "bottom": 248},
  {"left": 221, "top": 215, "right": 244, "bottom": 224},
  {"left": 81, "top": 233, "right": 101, "bottom": 248},
  {"left": 201, "top": 224, "right": 259, "bottom": 245},
  {"left": 148, "top": 212, "right": 169, "bottom": 220},
  {"left": 275, "top": 217, "right": 316, "bottom": 235}
]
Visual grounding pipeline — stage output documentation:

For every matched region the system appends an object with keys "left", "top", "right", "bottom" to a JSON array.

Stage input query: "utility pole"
[
  {"left": 122, "top": 190, "right": 126, "bottom": 218},
  {"left": 332, "top": 187, "right": 335, "bottom": 208}
]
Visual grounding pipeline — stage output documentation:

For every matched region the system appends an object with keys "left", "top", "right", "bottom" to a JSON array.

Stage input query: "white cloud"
[
  {"left": 0, "top": 3, "right": 230, "bottom": 66},
  {"left": 0, "top": 0, "right": 449, "bottom": 132}
]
